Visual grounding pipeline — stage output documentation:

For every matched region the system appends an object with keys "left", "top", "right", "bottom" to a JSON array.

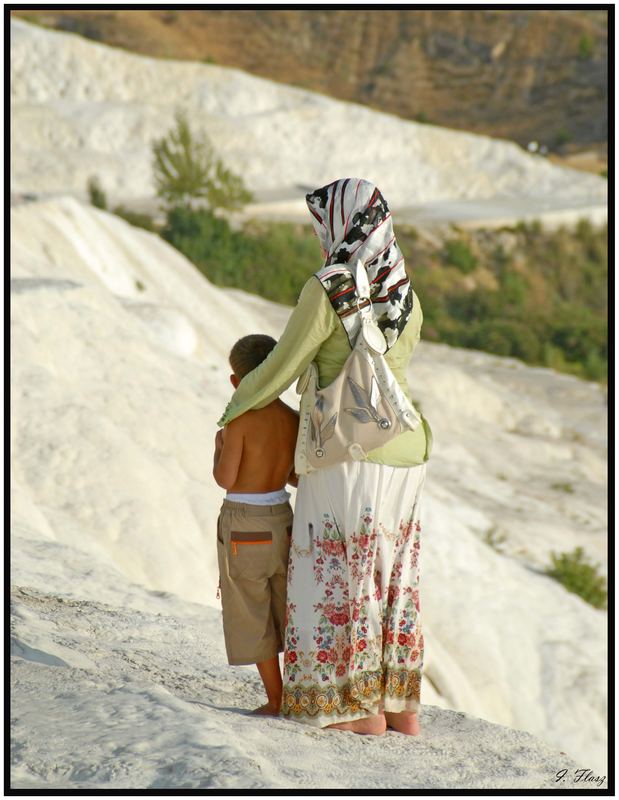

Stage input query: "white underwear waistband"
[{"left": 225, "top": 488, "right": 291, "bottom": 506}]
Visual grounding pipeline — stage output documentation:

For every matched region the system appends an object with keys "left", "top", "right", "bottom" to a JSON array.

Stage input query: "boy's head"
[{"left": 229, "top": 334, "right": 277, "bottom": 387}]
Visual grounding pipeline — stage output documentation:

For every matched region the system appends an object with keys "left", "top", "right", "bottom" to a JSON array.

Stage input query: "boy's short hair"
[{"left": 229, "top": 334, "right": 277, "bottom": 379}]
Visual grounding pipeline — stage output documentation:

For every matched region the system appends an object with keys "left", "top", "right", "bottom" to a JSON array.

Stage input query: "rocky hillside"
[
  {"left": 12, "top": 8, "right": 607, "bottom": 153},
  {"left": 10, "top": 19, "right": 607, "bottom": 230}
]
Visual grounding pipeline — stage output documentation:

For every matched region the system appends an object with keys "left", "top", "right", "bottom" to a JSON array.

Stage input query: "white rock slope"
[
  {"left": 10, "top": 198, "right": 607, "bottom": 782},
  {"left": 10, "top": 18, "right": 607, "bottom": 227},
  {"left": 12, "top": 549, "right": 595, "bottom": 791}
]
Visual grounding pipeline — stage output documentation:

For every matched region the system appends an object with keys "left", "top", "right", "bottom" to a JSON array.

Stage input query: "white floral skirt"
[{"left": 282, "top": 460, "right": 427, "bottom": 727}]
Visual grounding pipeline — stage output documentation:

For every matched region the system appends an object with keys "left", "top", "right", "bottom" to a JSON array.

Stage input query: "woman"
[{"left": 218, "top": 178, "right": 432, "bottom": 735}]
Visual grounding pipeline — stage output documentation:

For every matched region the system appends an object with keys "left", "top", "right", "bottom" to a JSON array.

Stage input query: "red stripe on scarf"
[
  {"left": 309, "top": 206, "right": 324, "bottom": 226},
  {"left": 373, "top": 276, "right": 409, "bottom": 303},
  {"left": 330, "top": 284, "right": 356, "bottom": 301},
  {"left": 372, "top": 254, "right": 403, "bottom": 284}
]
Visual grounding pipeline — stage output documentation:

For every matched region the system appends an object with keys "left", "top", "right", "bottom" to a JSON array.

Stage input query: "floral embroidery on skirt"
[{"left": 282, "top": 461, "right": 426, "bottom": 726}]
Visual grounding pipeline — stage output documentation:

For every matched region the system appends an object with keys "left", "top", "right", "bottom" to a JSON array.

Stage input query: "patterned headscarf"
[{"left": 306, "top": 178, "right": 412, "bottom": 350}]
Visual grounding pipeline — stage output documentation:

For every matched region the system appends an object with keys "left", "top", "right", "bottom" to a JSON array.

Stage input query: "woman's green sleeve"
[{"left": 217, "top": 278, "right": 336, "bottom": 426}]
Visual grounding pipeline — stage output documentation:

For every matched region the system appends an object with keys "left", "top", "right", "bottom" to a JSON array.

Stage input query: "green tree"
[{"left": 152, "top": 110, "right": 253, "bottom": 211}]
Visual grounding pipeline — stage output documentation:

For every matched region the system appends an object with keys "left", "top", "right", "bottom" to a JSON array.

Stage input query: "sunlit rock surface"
[
  {"left": 10, "top": 18, "right": 607, "bottom": 228},
  {"left": 10, "top": 199, "right": 607, "bottom": 784}
]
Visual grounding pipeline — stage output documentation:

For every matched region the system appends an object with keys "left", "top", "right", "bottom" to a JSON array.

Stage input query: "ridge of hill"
[
  {"left": 10, "top": 19, "right": 607, "bottom": 230},
  {"left": 12, "top": 8, "right": 607, "bottom": 159}
]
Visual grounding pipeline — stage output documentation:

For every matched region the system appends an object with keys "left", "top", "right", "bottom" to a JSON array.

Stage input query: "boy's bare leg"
[{"left": 252, "top": 656, "right": 282, "bottom": 715}]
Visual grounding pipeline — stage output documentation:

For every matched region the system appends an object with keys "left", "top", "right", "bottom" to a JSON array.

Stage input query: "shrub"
[
  {"left": 550, "top": 482, "right": 574, "bottom": 493},
  {"left": 446, "top": 289, "right": 502, "bottom": 323},
  {"left": 87, "top": 176, "right": 107, "bottom": 209},
  {"left": 500, "top": 270, "right": 529, "bottom": 306},
  {"left": 442, "top": 239, "right": 478, "bottom": 273},
  {"left": 583, "top": 348, "right": 607, "bottom": 381},
  {"left": 553, "top": 128, "right": 572, "bottom": 149},
  {"left": 157, "top": 207, "right": 606, "bottom": 382},
  {"left": 161, "top": 207, "right": 317, "bottom": 305},
  {"left": 578, "top": 34, "right": 594, "bottom": 60},
  {"left": 545, "top": 547, "right": 607, "bottom": 609},
  {"left": 548, "top": 304, "right": 606, "bottom": 364},
  {"left": 152, "top": 110, "right": 253, "bottom": 212},
  {"left": 473, "top": 321, "right": 512, "bottom": 357},
  {"left": 515, "top": 219, "right": 542, "bottom": 237},
  {"left": 113, "top": 205, "right": 156, "bottom": 232}
]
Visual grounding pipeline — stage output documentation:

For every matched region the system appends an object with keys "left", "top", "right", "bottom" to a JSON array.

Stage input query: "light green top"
[{"left": 218, "top": 277, "right": 433, "bottom": 467}]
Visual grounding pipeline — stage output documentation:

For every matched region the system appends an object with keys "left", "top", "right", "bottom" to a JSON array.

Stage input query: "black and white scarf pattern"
[{"left": 306, "top": 178, "right": 412, "bottom": 350}]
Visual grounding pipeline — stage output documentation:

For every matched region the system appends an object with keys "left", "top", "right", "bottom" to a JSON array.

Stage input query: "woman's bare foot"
[
  {"left": 250, "top": 702, "right": 280, "bottom": 717},
  {"left": 385, "top": 710, "right": 420, "bottom": 735},
  {"left": 327, "top": 713, "right": 387, "bottom": 735}
]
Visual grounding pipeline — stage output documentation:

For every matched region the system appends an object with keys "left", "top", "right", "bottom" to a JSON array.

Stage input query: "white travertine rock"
[
  {"left": 10, "top": 18, "right": 607, "bottom": 228},
  {"left": 10, "top": 551, "right": 598, "bottom": 790},
  {"left": 10, "top": 200, "right": 607, "bottom": 782}
]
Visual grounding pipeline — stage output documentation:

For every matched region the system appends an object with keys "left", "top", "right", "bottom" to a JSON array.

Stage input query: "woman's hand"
[{"left": 213, "top": 428, "right": 225, "bottom": 473}]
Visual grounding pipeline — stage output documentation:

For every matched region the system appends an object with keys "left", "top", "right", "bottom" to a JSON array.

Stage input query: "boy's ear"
[{"left": 230, "top": 374, "right": 240, "bottom": 388}]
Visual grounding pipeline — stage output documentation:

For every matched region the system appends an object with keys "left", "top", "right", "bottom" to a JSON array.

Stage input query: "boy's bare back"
[{"left": 214, "top": 400, "right": 299, "bottom": 493}]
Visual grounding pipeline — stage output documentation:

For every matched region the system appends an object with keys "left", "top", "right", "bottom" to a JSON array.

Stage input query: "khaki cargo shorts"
[{"left": 217, "top": 498, "right": 293, "bottom": 665}]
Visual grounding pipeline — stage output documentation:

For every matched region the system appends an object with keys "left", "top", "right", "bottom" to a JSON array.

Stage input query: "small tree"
[{"left": 152, "top": 110, "right": 253, "bottom": 212}]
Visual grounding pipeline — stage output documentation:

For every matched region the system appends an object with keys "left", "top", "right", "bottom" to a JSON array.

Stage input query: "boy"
[{"left": 213, "top": 334, "right": 299, "bottom": 716}]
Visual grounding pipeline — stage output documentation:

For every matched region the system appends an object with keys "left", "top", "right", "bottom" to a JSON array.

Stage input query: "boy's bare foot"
[
  {"left": 327, "top": 713, "right": 387, "bottom": 735},
  {"left": 250, "top": 702, "right": 280, "bottom": 717},
  {"left": 385, "top": 710, "right": 420, "bottom": 735},
  {"left": 255, "top": 656, "right": 283, "bottom": 718}
]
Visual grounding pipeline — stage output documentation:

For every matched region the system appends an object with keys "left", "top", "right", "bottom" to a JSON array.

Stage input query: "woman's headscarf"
[{"left": 306, "top": 178, "right": 412, "bottom": 350}]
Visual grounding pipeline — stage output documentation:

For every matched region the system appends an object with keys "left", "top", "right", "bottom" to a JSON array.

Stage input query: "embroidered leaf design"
[
  {"left": 321, "top": 413, "right": 338, "bottom": 443},
  {"left": 369, "top": 377, "right": 380, "bottom": 414},
  {"left": 345, "top": 407, "right": 373, "bottom": 424},
  {"left": 313, "top": 398, "right": 324, "bottom": 430},
  {"left": 347, "top": 377, "right": 370, "bottom": 409},
  {"left": 347, "top": 377, "right": 383, "bottom": 424}
]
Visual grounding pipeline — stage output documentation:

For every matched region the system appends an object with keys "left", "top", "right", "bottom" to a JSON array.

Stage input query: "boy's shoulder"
[
  {"left": 225, "top": 402, "right": 298, "bottom": 437},
  {"left": 225, "top": 410, "right": 254, "bottom": 432},
  {"left": 224, "top": 407, "right": 271, "bottom": 435},
  {"left": 277, "top": 400, "right": 300, "bottom": 420}
]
